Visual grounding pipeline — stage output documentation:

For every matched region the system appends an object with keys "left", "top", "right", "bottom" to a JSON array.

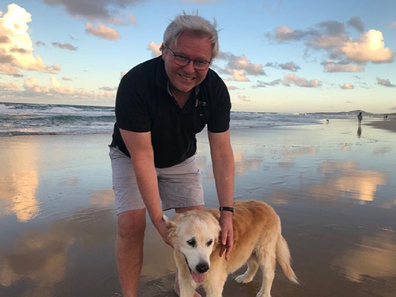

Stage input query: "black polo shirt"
[{"left": 110, "top": 56, "right": 231, "bottom": 168}]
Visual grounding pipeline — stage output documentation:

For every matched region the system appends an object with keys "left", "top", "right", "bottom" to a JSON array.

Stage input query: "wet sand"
[
  {"left": 1, "top": 119, "right": 396, "bottom": 297},
  {"left": 365, "top": 117, "right": 396, "bottom": 133}
]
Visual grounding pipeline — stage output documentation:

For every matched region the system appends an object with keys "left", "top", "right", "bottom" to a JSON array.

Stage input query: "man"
[
  {"left": 357, "top": 112, "right": 363, "bottom": 124},
  {"left": 109, "top": 12, "right": 234, "bottom": 297}
]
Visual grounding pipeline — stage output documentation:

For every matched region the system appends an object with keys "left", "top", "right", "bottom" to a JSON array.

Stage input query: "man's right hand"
[{"left": 154, "top": 217, "right": 173, "bottom": 247}]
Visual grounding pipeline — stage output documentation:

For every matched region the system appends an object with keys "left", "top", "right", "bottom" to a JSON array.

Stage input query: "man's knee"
[{"left": 117, "top": 209, "right": 146, "bottom": 241}]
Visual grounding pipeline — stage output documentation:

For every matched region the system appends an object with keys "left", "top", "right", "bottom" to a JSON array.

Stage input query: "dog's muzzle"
[{"left": 183, "top": 254, "right": 209, "bottom": 283}]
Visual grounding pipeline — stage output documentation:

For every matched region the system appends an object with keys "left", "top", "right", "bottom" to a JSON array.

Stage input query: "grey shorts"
[{"left": 109, "top": 146, "right": 204, "bottom": 214}]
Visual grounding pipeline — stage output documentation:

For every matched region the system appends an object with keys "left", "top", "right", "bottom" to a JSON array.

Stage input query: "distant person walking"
[{"left": 357, "top": 112, "right": 363, "bottom": 124}]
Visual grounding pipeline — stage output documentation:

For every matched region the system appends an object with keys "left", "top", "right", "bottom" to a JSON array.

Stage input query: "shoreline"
[{"left": 365, "top": 117, "right": 396, "bottom": 133}]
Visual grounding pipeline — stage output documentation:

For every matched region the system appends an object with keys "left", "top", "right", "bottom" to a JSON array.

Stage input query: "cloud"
[
  {"left": 267, "top": 19, "right": 395, "bottom": 70},
  {"left": 376, "top": 77, "right": 396, "bottom": 88},
  {"left": 341, "top": 30, "right": 394, "bottom": 63},
  {"left": 226, "top": 85, "right": 239, "bottom": 90},
  {"left": 62, "top": 77, "right": 73, "bottom": 81},
  {"left": 35, "top": 41, "right": 46, "bottom": 47},
  {"left": 219, "top": 52, "right": 265, "bottom": 75},
  {"left": 0, "top": 76, "right": 115, "bottom": 101},
  {"left": 347, "top": 17, "right": 365, "bottom": 33},
  {"left": 51, "top": 42, "right": 78, "bottom": 51},
  {"left": 322, "top": 61, "right": 365, "bottom": 72},
  {"left": 262, "top": 0, "right": 283, "bottom": 14},
  {"left": 267, "top": 25, "right": 316, "bottom": 42},
  {"left": 283, "top": 73, "right": 321, "bottom": 88},
  {"left": 0, "top": 64, "right": 20, "bottom": 76},
  {"left": 85, "top": 22, "right": 120, "bottom": 40},
  {"left": 43, "top": 0, "right": 140, "bottom": 25},
  {"left": 238, "top": 94, "right": 250, "bottom": 102},
  {"left": 391, "top": 103, "right": 396, "bottom": 110},
  {"left": 341, "top": 83, "right": 354, "bottom": 90},
  {"left": 0, "top": 4, "right": 57, "bottom": 75},
  {"left": 99, "top": 86, "right": 117, "bottom": 91},
  {"left": 147, "top": 41, "right": 161, "bottom": 57},
  {"left": 216, "top": 52, "right": 265, "bottom": 81},
  {"left": 358, "top": 82, "right": 370, "bottom": 89},
  {"left": 0, "top": 82, "right": 19, "bottom": 90},
  {"left": 391, "top": 21, "right": 396, "bottom": 27},
  {"left": 266, "top": 61, "right": 301, "bottom": 72},
  {"left": 252, "top": 79, "right": 282, "bottom": 88},
  {"left": 279, "top": 61, "right": 301, "bottom": 71},
  {"left": 23, "top": 77, "right": 49, "bottom": 93}
]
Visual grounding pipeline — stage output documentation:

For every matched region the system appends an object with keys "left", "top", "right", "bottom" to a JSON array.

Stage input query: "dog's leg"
[
  {"left": 174, "top": 251, "right": 197, "bottom": 297},
  {"left": 235, "top": 254, "right": 259, "bottom": 284},
  {"left": 178, "top": 269, "right": 196, "bottom": 297},
  {"left": 204, "top": 267, "right": 227, "bottom": 297},
  {"left": 256, "top": 252, "right": 276, "bottom": 297}
]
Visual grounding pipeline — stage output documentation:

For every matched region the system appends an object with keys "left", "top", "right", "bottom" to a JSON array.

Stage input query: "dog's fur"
[{"left": 164, "top": 200, "right": 298, "bottom": 297}]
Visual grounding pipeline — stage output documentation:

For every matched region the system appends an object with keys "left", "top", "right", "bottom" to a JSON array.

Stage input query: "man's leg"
[{"left": 116, "top": 209, "right": 146, "bottom": 297}]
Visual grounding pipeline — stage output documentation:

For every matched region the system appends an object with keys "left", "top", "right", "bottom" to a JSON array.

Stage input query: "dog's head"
[{"left": 164, "top": 210, "right": 220, "bottom": 283}]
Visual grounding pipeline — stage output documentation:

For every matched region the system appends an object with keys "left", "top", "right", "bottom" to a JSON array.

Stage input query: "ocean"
[{"left": 0, "top": 102, "right": 359, "bottom": 137}]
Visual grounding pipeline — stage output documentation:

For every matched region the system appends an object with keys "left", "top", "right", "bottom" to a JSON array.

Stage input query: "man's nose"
[{"left": 183, "top": 60, "right": 195, "bottom": 73}]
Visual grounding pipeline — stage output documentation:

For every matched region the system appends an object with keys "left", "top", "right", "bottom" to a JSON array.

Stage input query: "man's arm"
[
  {"left": 119, "top": 129, "right": 170, "bottom": 245},
  {"left": 208, "top": 130, "right": 235, "bottom": 260}
]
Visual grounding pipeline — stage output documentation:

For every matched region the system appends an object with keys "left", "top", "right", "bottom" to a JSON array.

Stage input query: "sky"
[{"left": 0, "top": 0, "right": 395, "bottom": 113}]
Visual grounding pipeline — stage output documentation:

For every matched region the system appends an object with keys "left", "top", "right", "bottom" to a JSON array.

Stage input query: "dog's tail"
[{"left": 276, "top": 234, "right": 299, "bottom": 284}]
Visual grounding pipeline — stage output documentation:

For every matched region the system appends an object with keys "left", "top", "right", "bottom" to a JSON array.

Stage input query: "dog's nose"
[{"left": 196, "top": 262, "right": 209, "bottom": 273}]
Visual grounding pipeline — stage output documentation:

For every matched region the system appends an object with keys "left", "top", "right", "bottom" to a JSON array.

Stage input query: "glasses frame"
[{"left": 164, "top": 47, "right": 211, "bottom": 70}]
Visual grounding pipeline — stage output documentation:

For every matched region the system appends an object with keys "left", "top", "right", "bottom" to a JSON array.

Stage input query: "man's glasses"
[{"left": 164, "top": 47, "right": 211, "bottom": 70}]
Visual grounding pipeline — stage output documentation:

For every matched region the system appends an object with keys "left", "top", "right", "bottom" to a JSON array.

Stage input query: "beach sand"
[
  {"left": 365, "top": 117, "right": 396, "bottom": 133},
  {"left": 1, "top": 119, "right": 396, "bottom": 297}
]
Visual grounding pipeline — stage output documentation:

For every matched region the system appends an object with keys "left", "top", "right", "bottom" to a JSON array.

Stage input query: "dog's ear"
[
  {"left": 163, "top": 215, "right": 178, "bottom": 244},
  {"left": 163, "top": 215, "right": 176, "bottom": 228}
]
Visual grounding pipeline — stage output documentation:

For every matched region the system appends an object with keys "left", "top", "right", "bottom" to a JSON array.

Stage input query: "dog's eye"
[
  {"left": 206, "top": 239, "right": 213, "bottom": 247},
  {"left": 187, "top": 238, "right": 196, "bottom": 247}
]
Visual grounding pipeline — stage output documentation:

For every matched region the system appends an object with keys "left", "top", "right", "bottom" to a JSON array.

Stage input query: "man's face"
[{"left": 162, "top": 31, "right": 213, "bottom": 95}]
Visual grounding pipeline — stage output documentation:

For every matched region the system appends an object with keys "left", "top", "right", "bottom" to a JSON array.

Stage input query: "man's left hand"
[{"left": 219, "top": 211, "right": 233, "bottom": 260}]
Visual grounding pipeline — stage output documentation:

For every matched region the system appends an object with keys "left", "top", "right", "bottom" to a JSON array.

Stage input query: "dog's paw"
[{"left": 234, "top": 275, "right": 253, "bottom": 284}]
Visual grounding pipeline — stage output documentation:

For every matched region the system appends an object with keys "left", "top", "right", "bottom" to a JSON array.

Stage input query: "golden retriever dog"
[{"left": 164, "top": 200, "right": 298, "bottom": 297}]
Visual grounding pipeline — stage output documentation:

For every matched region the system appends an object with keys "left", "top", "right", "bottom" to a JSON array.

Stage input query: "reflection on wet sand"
[
  {"left": 357, "top": 125, "right": 362, "bottom": 138},
  {"left": 0, "top": 225, "right": 75, "bottom": 297},
  {"left": 89, "top": 188, "right": 114, "bottom": 207},
  {"left": 197, "top": 146, "right": 264, "bottom": 178},
  {"left": 234, "top": 151, "right": 261, "bottom": 176},
  {"left": 332, "top": 231, "right": 396, "bottom": 282},
  {"left": 0, "top": 206, "right": 117, "bottom": 297},
  {"left": 0, "top": 139, "right": 43, "bottom": 222},
  {"left": 282, "top": 147, "right": 318, "bottom": 160},
  {"left": 372, "top": 146, "right": 393, "bottom": 156},
  {"left": 319, "top": 160, "right": 386, "bottom": 202},
  {"left": 0, "top": 171, "right": 40, "bottom": 222}
]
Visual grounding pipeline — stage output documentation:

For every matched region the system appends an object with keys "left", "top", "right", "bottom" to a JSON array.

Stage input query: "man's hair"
[{"left": 163, "top": 11, "right": 219, "bottom": 58}]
